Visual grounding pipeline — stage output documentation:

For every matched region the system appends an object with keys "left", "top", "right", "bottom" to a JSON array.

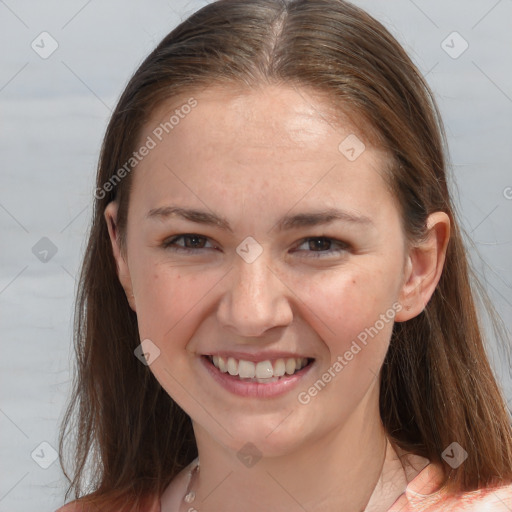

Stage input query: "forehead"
[
  {"left": 129, "top": 85, "right": 396, "bottom": 221},
  {"left": 142, "top": 84, "right": 375, "bottom": 155}
]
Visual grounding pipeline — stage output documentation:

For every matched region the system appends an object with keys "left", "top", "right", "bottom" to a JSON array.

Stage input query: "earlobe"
[
  {"left": 395, "top": 212, "right": 450, "bottom": 322},
  {"left": 104, "top": 202, "right": 137, "bottom": 312}
]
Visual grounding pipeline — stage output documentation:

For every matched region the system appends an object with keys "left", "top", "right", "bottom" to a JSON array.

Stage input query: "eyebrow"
[{"left": 145, "top": 206, "right": 374, "bottom": 232}]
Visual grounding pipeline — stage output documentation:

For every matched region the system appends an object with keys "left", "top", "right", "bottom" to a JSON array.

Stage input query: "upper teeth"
[{"left": 211, "top": 356, "right": 308, "bottom": 379}]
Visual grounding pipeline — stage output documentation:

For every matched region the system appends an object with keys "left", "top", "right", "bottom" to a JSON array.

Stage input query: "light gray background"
[{"left": 0, "top": 1, "right": 511, "bottom": 511}]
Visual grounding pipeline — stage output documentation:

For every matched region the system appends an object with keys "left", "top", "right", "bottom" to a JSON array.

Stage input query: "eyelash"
[{"left": 161, "top": 234, "right": 350, "bottom": 258}]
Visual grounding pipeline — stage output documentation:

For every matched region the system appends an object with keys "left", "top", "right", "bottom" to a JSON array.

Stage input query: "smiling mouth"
[{"left": 204, "top": 355, "right": 314, "bottom": 383}]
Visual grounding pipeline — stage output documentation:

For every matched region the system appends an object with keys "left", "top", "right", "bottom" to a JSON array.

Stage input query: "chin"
[{"left": 211, "top": 414, "right": 311, "bottom": 458}]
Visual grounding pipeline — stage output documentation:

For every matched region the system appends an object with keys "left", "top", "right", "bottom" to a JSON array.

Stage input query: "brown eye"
[
  {"left": 162, "top": 234, "right": 214, "bottom": 252},
  {"left": 307, "top": 238, "right": 332, "bottom": 251},
  {"left": 295, "top": 237, "right": 350, "bottom": 257}
]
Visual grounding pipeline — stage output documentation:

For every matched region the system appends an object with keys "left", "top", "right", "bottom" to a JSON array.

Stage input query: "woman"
[{"left": 56, "top": 1, "right": 512, "bottom": 510}]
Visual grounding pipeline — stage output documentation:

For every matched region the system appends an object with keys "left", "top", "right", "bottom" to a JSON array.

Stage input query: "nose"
[{"left": 216, "top": 254, "right": 294, "bottom": 338}]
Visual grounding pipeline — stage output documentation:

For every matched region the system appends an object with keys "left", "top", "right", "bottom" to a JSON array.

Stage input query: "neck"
[{"left": 189, "top": 391, "right": 410, "bottom": 512}]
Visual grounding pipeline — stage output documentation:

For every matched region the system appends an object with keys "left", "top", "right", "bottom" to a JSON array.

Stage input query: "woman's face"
[{"left": 106, "top": 85, "right": 417, "bottom": 455}]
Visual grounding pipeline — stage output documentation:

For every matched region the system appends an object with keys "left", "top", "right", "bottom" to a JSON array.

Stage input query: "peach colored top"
[
  {"left": 56, "top": 462, "right": 512, "bottom": 512},
  {"left": 387, "top": 462, "right": 512, "bottom": 511}
]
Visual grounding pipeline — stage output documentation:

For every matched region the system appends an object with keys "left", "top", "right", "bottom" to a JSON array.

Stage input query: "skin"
[{"left": 105, "top": 84, "right": 450, "bottom": 512}]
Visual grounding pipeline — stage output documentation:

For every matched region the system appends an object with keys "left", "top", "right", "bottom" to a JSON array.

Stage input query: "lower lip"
[{"left": 200, "top": 356, "right": 314, "bottom": 398}]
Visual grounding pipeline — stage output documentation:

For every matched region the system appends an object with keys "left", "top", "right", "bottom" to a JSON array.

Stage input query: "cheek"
[
  {"left": 131, "top": 262, "right": 222, "bottom": 403},
  {"left": 288, "top": 263, "right": 398, "bottom": 363},
  {"left": 291, "top": 269, "right": 398, "bottom": 415},
  {"left": 131, "top": 260, "right": 218, "bottom": 348}
]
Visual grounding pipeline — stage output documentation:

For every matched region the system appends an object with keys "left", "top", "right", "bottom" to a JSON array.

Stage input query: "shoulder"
[
  {"left": 54, "top": 502, "right": 112, "bottom": 512},
  {"left": 54, "top": 503, "right": 87, "bottom": 512},
  {"left": 54, "top": 494, "right": 161, "bottom": 512},
  {"left": 423, "top": 482, "right": 512, "bottom": 511},
  {"left": 389, "top": 461, "right": 512, "bottom": 511},
  {"left": 447, "top": 482, "right": 512, "bottom": 511}
]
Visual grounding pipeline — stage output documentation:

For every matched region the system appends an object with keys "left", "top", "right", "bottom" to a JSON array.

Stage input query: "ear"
[
  {"left": 104, "top": 201, "right": 137, "bottom": 312},
  {"left": 395, "top": 212, "right": 450, "bottom": 322}
]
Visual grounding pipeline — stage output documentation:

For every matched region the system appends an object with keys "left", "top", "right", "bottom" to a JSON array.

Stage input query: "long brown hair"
[{"left": 58, "top": 0, "right": 512, "bottom": 509}]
